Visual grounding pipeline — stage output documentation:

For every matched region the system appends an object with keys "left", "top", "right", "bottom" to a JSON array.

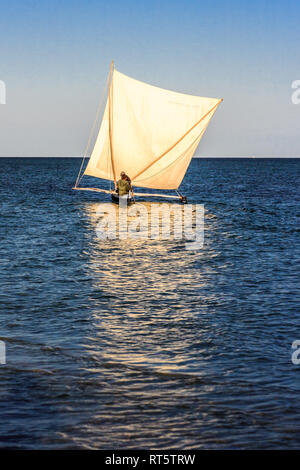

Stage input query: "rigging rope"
[{"left": 75, "top": 72, "right": 110, "bottom": 187}]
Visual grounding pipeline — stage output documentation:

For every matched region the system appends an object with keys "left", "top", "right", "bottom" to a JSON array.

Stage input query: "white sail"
[{"left": 84, "top": 68, "right": 221, "bottom": 190}]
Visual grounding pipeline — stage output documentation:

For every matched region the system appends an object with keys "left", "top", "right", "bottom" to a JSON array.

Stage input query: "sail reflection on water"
[{"left": 78, "top": 202, "right": 222, "bottom": 375}]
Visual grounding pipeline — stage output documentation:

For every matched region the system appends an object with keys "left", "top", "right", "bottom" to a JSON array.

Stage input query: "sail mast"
[{"left": 108, "top": 60, "right": 117, "bottom": 188}]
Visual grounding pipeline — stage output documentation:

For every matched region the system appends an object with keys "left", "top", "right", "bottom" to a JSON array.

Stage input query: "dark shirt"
[{"left": 117, "top": 179, "right": 131, "bottom": 196}]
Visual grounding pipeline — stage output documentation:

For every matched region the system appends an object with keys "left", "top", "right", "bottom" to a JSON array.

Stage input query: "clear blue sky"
[{"left": 0, "top": 0, "right": 299, "bottom": 156}]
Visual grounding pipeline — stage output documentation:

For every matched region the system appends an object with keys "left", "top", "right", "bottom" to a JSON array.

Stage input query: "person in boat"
[{"left": 116, "top": 171, "right": 132, "bottom": 196}]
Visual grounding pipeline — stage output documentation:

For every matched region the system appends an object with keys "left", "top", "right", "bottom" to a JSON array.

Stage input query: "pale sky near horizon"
[{"left": 0, "top": 0, "right": 299, "bottom": 157}]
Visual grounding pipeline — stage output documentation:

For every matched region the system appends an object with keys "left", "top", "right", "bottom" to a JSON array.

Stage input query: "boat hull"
[{"left": 111, "top": 193, "right": 133, "bottom": 205}]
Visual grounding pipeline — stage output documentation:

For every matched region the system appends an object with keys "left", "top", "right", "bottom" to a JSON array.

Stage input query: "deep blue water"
[{"left": 0, "top": 157, "right": 299, "bottom": 449}]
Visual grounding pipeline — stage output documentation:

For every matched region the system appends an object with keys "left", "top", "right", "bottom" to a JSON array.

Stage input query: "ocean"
[{"left": 0, "top": 157, "right": 299, "bottom": 449}]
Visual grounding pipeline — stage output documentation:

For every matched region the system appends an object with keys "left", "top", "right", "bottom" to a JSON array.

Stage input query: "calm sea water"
[{"left": 0, "top": 157, "right": 299, "bottom": 449}]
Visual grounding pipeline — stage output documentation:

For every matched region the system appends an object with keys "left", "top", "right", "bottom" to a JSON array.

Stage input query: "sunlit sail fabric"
[{"left": 84, "top": 69, "right": 221, "bottom": 190}]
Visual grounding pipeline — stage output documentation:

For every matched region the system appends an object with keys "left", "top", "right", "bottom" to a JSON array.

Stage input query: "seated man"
[{"left": 117, "top": 171, "right": 131, "bottom": 196}]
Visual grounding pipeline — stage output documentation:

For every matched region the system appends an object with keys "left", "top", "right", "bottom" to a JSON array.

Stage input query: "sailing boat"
[{"left": 73, "top": 62, "right": 222, "bottom": 203}]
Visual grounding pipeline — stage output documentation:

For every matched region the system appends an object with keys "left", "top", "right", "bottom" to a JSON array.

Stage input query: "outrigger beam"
[
  {"left": 133, "top": 191, "right": 181, "bottom": 200},
  {"left": 72, "top": 187, "right": 112, "bottom": 194},
  {"left": 73, "top": 187, "right": 185, "bottom": 201}
]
